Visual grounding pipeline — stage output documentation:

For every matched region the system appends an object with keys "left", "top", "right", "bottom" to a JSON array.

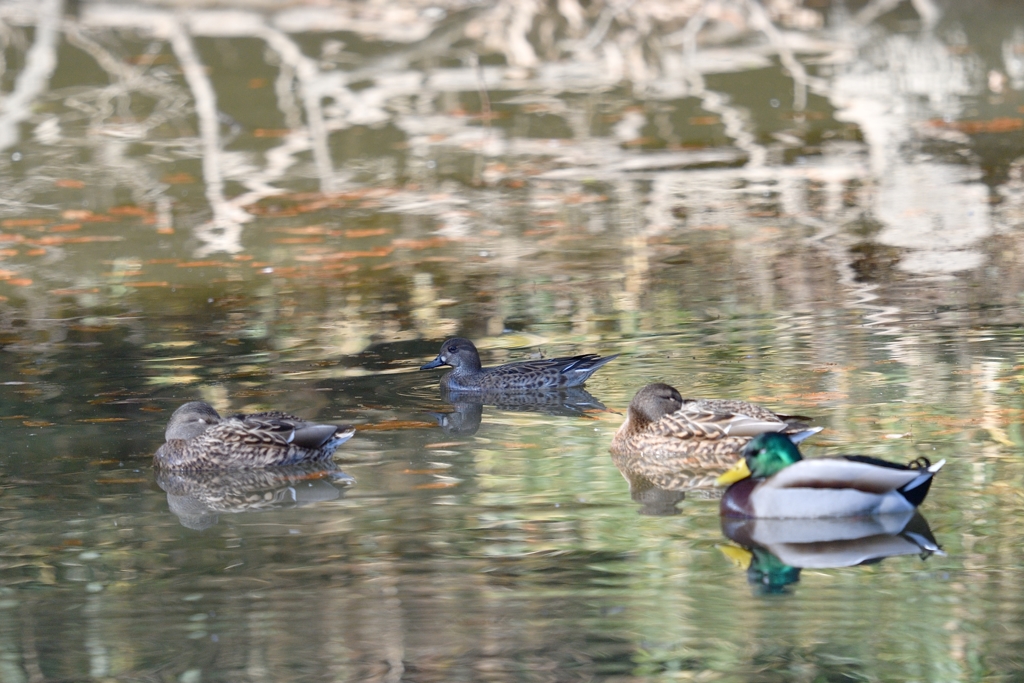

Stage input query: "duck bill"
[
  {"left": 420, "top": 357, "right": 445, "bottom": 370},
  {"left": 717, "top": 544, "right": 753, "bottom": 570},
  {"left": 717, "top": 459, "right": 752, "bottom": 486}
]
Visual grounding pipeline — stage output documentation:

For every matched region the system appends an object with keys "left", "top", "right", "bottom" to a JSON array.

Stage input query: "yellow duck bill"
[{"left": 717, "top": 459, "right": 752, "bottom": 485}]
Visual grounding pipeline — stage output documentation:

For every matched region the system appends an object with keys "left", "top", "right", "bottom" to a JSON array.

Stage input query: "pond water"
[{"left": 2, "top": 0, "right": 1024, "bottom": 680}]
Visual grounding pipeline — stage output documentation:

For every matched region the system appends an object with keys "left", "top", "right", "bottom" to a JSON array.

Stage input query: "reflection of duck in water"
[
  {"left": 717, "top": 433, "right": 945, "bottom": 519},
  {"left": 611, "top": 463, "right": 691, "bottom": 516},
  {"left": 610, "top": 383, "right": 820, "bottom": 490},
  {"left": 157, "top": 464, "right": 354, "bottom": 530},
  {"left": 420, "top": 338, "right": 618, "bottom": 391},
  {"left": 154, "top": 401, "right": 355, "bottom": 471},
  {"left": 430, "top": 387, "right": 608, "bottom": 436},
  {"left": 720, "top": 511, "right": 942, "bottom": 594}
]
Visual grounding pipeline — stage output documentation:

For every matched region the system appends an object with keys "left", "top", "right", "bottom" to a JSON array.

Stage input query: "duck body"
[
  {"left": 154, "top": 401, "right": 355, "bottom": 472},
  {"left": 420, "top": 337, "right": 617, "bottom": 391},
  {"left": 610, "top": 384, "right": 820, "bottom": 484},
  {"left": 718, "top": 432, "right": 944, "bottom": 519}
]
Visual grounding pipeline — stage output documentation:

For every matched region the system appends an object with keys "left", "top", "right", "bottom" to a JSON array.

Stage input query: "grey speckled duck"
[
  {"left": 610, "top": 383, "right": 820, "bottom": 481},
  {"left": 154, "top": 401, "right": 355, "bottom": 471},
  {"left": 420, "top": 337, "right": 618, "bottom": 391}
]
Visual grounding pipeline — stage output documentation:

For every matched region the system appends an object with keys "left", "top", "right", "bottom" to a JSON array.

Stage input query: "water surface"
[{"left": 2, "top": 0, "right": 1024, "bottom": 680}]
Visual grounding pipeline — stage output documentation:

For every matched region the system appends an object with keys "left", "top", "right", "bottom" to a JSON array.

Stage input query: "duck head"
[
  {"left": 420, "top": 338, "right": 482, "bottom": 372},
  {"left": 717, "top": 432, "right": 803, "bottom": 485},
  {"left": 625, "top": 383, "right": 684, "bottom": 431},
  {"left": 164, "top": 401, "right": 222, "bottom": 441}
]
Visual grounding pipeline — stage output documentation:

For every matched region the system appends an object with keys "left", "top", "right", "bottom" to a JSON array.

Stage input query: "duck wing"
[
  {"left": 684, "top": 399, "right": 813, "bottom": 428},
  {"left": 220, "top": 413, "right": 344, "bottom": 450},
  {"left": 557, "top": 353, "right": 618, "bottom": 372},
  {"left": 478, "top": 353, "right": 618, "bottom": 389},
  {"left": 505, "top": 353, "right": 616, "bottom": 372},
  {"left": 763, "top": 458, "right": 944, "bottom": 494},
  {"left": 652, "top": 406, "right": 795, "bottom": 440}
]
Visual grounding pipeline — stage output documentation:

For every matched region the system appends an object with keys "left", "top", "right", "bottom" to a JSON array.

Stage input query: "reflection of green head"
[
  {"left": 748, "top": 548, "right": 801, "bottom": 594},
  {"left": 742, "top": 433, "right": 804, "bottom": 479}
]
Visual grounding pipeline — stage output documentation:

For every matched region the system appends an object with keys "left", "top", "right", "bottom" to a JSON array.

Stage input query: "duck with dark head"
[
  {"left": 717, "top": 432, "right": 944, "bottom": 519},
  {"left": 420, "top": 337, "right": 618, "bottom": 392}
]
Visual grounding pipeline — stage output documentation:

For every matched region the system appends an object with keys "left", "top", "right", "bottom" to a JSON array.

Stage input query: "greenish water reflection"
[{"left": 3, "top": 0, "right": 1024, "bottom": 680}]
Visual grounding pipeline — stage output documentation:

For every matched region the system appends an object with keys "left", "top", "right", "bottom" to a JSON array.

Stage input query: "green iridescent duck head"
[{"left": 717, "top": 432, "right": 804, "bottom": 485}]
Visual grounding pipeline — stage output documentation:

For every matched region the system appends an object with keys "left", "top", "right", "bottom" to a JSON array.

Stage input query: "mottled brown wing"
[
  {"left": 683, "top": 399, "right": 814, "bottom": 430},
  {"left": 240, "top": 414, "right": 344, "bottom": 450},
  {"left": 216, "top": 416, "right": 305, "bottom": 446},
  {"left": 650, "top": 407, "right": 789, "bottom": 440},
  {"left": 683, "top": 399, "right": 787, "bottom": 423}
]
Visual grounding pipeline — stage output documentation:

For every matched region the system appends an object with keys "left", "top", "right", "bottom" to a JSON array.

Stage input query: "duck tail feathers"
[
  {"left": 777, "top": 414, "right": 814, "bottom": 423},
  {"left": 787, "top": 426, "right": 824, "bottom": 445},
  {"left": 580, "top": 353, "right": 619, "bottom": 370},
  {"left": 562, "top": 353, "right": 619, "bottom": 375},
  {"left": 292, "top": 424, "right": 354, "bottom": 450},
  {"left": 897, "top": 465, "right": 942, "bottom": 508}
]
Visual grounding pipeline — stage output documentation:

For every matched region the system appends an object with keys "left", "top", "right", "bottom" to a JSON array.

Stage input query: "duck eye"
[{"left": 448, "top": 345, "right": 457, "bottom": 353}]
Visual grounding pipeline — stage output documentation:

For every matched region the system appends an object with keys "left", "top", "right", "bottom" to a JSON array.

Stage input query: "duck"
[
  {"left": 419, "top": 337, "right": 618, "bottom": 391},
  {"left": 154, "top": 401, "right": 356, "bottom": 471},
  {"left": 610, "top": 383, "right": 821, "bottom": 483},
  {"left": 717, "top": 432, "right": 945, "bottom": 519}
]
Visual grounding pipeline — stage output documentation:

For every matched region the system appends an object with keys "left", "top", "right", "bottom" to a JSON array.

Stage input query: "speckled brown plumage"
[
  {"left": 154, "top": 401, "right": 355, "bottom": 471},
  {"left": 610, "top": 383, "right": 819, "bottom": 468},
  {"left": 420, "top": 337, "right": 618, "bottom": 391}
]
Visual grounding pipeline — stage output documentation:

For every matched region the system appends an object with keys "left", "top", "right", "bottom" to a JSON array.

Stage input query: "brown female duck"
[
  {"left": 420, "top": 337, "right": 618, "bottom": 391},
  {"left": 610, "top": 383, "right": 820, "bottom": 484},
  {"left": 154, "top": 401, "right": 355, "bottom": 471}
]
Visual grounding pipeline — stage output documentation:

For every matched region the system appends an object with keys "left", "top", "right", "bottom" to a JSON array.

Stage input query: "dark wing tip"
[
  {"left": 898, "top": 472, "right": 936, "bottom": 508},
  {"left": 561, "top": 353, "right": 618, "bottom": 373},
  {"left": 291, "top": 424, "right": 347, "bottom": 450}
]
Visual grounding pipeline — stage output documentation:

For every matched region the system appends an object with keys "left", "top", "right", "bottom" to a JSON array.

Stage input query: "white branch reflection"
[
  {"left": 0, "top": 0, "right": 61, "bottom": 151},
  {"left": 166, "top": 18, "right": 249, "bottom": 255},
  {"left": 257, "top": 26, "right": 339, "bottom": 194}
]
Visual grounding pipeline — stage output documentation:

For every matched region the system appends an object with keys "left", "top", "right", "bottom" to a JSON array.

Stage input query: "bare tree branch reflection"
[{"left": 0, "top": 0, "right": 62, "bottom": 151}]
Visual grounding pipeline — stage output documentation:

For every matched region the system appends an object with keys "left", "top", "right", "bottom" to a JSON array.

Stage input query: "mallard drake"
[
  {"left": 717, "top": 432, "right": 945, "bottom": 519},
  {"left": 420, "top": 337, "right": 618, "bottom": 391},
  {"left": 610, "top": 383, "right": 821, "bottom": 480},
  {"left": 154, "top": 401, "right": 355, "bottom": 471}
]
